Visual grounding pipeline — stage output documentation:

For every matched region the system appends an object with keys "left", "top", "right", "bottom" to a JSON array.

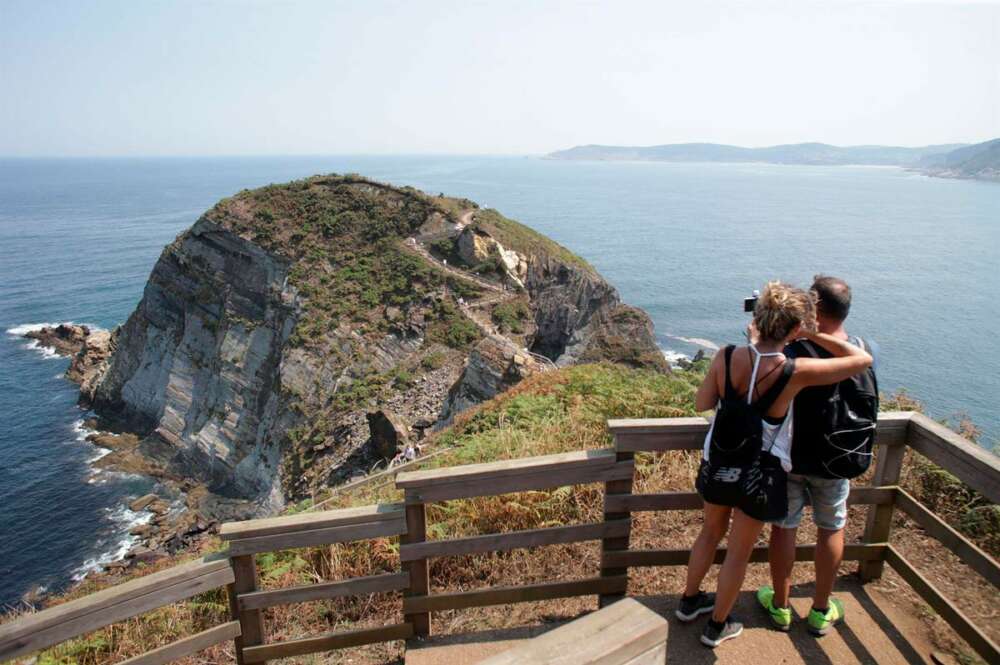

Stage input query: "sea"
[{"left": 1, "top": 156, "right": 997, "bottom": 607}]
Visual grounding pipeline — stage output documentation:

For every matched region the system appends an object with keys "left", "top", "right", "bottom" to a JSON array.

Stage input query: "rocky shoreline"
[{"left": 22, "top": 324, "right": 231, "bottom": 578}]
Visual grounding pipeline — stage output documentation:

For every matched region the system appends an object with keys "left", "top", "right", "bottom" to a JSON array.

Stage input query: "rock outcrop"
[
  {"left": 441, "top": 335, "right": 541, "bottom": 422},
  {"left": 367, "top": 410, "right": 411, "bottom": 459},
  {"left": 65, "top": 175, "right": 665, "bottom": 509}
]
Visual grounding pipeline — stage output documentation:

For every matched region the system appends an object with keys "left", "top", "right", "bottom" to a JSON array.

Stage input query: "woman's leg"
[
  {"left": 712, "top": 508, "right": 765, "bottom": 621},
  {"left": 684, "top": 502, "right": 732, "bottom": 596}
]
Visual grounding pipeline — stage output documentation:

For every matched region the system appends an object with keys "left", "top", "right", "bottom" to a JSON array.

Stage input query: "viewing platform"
[{"left": 1, "top": 411, "right": 997, "bottom": 664}]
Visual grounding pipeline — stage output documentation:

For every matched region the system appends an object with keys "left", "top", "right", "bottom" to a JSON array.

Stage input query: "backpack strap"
[
  {"left": 722, "top": 345, "right": 738, "bottom": 400},
  {"left": 800, "top": 339, "right": 821, "bottom": 359},
  {"left": 754, "top": 357, "right": 795, "bottom": 414}
]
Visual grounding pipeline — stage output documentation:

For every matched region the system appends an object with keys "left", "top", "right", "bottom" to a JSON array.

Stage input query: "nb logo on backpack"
[{"left": 712, "top": 467, "right": 742, "bottom": 483}]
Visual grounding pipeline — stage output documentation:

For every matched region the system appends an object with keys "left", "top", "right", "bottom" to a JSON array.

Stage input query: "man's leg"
[
  {"left": 806, "top": 477, "right": 850, "bottom": 635},
  {"left": 769, "top": 525, "right": 798, "bottom": 608}
]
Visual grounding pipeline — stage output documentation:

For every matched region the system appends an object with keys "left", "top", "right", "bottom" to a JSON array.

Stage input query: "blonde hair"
[{"left": 753, "top": 281, "right": 816, "bottom": 342}]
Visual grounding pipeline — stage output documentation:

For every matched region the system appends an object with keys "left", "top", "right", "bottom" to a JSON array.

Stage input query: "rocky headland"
[{"left": 24, "top": 175, "right": 666, "bottom": 570}]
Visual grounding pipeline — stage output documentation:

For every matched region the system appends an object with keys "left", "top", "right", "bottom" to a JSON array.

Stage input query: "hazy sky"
[{"left": 1, "top": 0, "right": 998, "bottom": 156}]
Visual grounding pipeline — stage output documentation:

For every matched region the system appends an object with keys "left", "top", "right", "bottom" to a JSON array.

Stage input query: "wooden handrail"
[
  {"left": 906, "top": 412, "right": 1000, "bottom": 503},
  {"left": 220, "top": 503, "right": 404, "bottom": 541},
  {"left": 0, "top": 555, "right": 234, "bottom": 663},
  {"left": 395, "top": 448, "right": 618, "bottom": 488},
  {"left": 607, "top": 411, "right": 915, "bottom": 452}
]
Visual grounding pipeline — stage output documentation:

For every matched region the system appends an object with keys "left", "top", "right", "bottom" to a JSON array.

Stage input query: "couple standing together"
[{"left": 679, "top": 276, "right": 879, "bottom": 648}]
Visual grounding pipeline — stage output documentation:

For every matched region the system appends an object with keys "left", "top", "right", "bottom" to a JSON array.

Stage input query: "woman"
[{"left": 677, "top": 281, "right": 872, "bottom": 648}]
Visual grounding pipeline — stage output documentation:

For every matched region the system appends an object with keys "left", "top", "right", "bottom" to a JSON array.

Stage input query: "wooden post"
[
  {"left": 599, "top": 450, "right": 634, "bottom": 608},
  {"left": 230, "top": 554, "right": 266, "bottom": 665},
  {"left": 402, "top": 501, "right": 431, "bottom": 637},
  {"left": 858, "top": 443, "right": 906, "bottom": 582}
]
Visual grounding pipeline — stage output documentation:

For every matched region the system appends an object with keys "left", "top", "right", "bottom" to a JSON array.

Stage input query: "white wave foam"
[
  {"left": 21, "top": 339, "right": 63, "bottom": 360},
  {"left": 6, "top": 322, "right": 61, "bottom": 336},
  {"left": 88, "top": 448, "right": 112, "bottom": 463},
  {"left": 70, "top": 505, "right": 152, "bottom": 581},
  {"left": 668, "top": 335, "right": 720, "bottom": 351},
  {"left": 661, "top": 349, "right": 689, "bottom": 368}
]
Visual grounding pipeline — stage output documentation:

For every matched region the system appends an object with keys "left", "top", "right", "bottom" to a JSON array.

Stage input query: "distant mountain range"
[{"left": 546, "top": 139, "right": 1000, "bottom": 181}]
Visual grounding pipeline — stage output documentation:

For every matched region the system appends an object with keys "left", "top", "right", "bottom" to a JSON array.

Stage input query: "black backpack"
[
  {"left": 707, "top": 345, "right": 794, "bottom": 468},
  {"left": 796, "top": 337, "right": 879, "bottom": 479},
  {"left": 697, "top": 345, "right": 795, "bottom": 519}
]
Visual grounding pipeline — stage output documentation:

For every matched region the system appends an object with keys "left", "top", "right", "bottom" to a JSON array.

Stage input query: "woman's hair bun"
[{"left": 753, "top": 281, "right": 816, "bottom": 342}]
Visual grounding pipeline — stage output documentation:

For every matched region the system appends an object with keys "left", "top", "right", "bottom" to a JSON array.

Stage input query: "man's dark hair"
[{"left": 811, "top": 274, "right": 851, "bottom": 321}]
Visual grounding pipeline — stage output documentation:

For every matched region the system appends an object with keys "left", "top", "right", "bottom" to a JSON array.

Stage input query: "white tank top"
[{"left": 702, "top": 345, "right": 794, "bottom": 472}]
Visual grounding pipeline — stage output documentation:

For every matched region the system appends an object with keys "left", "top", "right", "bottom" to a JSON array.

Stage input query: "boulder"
[
  {"left": 367, "top": 410, "right": 410, "bottom": 459},
  {"left": 129, "top": 493, "right": 158, "bottom": 512},
  {"left": 148, "top": 500, "right": 171, "bottom": 515}
]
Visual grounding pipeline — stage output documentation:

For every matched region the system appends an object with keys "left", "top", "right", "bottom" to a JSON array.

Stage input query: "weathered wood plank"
[
  {"left": 227, "top": 518, "right": 407, "bottom": 556},
  {"left": 402, "top": 503, "right": 431, "bottom": 637},
  {"left": 220, "top": 503, "right": 403, "bottom": 541},
  {"left": 600, "top": 451, "right": 634, "bottom": 608},
  {"left": 895, "top": 489, "right": 1000, "bottom": 588},
  {"left": 396, "top": 449, "right": 617, "bottom": 488},
  {"left": 885, "top": 546, "right": 1000, "bottom": 664},
  {"left": 604, "top": 486, "right": 896, "bottom": 513},
  {"left": 609, "top": 412, "right": 913, "bottom": 452},
  {"left": 240, "top": 623, "right": 414, "bottom": 664},
  {"left": 239, "top": 572, "right": 411, "bottom": 611},
  {"left": 118, "top": 621, "right": 241, "bottom": 665},
  {"left": 399, "top": 520, "right": 629, "bottom": 562},
  {"left": 230, "top": 555, "right": 264, "bottom": 665},
  {"left": 402, "top": 576, "right": 628, "bottom": 613},
  {"left": 907, "top": 413, "right": 1000, "bottom": 504},
  {"left": 859, "top": 444, "right": 906, "bottom": 582},
  {"left": 0, "top": 556, "right": 230, "bottom": 648},
  {"left": 404, "top": 460, "right": 634, "bottom": 504},
  {"left": 478, "top": 597, "right": 667, "bottom": 665},
  {"left": 601, "top": 544, "right": 885, "bottom": 569},
  {"left": 0, "top": 566, "right": 234, "bottom": 662}
]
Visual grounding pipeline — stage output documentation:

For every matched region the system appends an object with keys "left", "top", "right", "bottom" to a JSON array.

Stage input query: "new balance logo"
[{"left": 712, "top": 467, "right": 741, "bottom": 483}]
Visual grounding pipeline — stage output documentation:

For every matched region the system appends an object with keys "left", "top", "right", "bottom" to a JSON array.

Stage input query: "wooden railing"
[
  {"left": 0, "top": 555, "right": 237, "bottom": 664},
  {"left": 1, "top": 411, "right": 997, "bottom": 664}
]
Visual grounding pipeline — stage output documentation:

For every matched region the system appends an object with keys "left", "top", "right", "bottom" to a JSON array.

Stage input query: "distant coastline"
[{"left": 546, "top": 139, "right": 1000, "bottom": 182}]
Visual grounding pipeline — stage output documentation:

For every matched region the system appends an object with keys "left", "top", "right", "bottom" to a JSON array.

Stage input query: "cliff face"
[
  {"left": 85, "top": 176, "right": 666, "bottom": 509},
  {"left": 90, "top": 219, "right": 298, "bottom": 506}
]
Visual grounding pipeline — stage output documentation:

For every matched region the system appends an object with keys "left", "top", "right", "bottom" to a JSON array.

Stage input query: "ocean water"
[{"left": 0, "top": 156, "right": 997, "bottom": 606}]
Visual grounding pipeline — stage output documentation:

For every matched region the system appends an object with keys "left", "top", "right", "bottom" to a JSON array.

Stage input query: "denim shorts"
[{"left": 771, "top": 474, "right": 850, "bottom": 531}]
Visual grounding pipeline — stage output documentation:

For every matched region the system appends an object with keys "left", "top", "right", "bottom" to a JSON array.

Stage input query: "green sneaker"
[
  {"left": 756, "top": 586, "right": 792, "bottom": 631},
  {"left": 807, "top": 598, "right": 845, "bottom": 636}
]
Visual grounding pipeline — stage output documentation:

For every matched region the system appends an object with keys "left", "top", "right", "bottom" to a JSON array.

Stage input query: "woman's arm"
[
  {"left": 791, "top": 332, "right": 872, "bottom": 388},
  {"left": 695, "top": 350, "right": 725, "bottom": 411}
]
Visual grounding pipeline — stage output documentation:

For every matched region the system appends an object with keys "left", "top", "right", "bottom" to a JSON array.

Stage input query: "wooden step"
[{"left": 477, "top": 598, "right": 668, "bottom": 665}]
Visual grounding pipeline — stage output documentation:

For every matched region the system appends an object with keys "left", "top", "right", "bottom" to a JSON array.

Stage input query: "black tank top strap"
[
  {"left": 722, "top": 345, "right": 737, "bottom": 400},
  {"left": 754, "top": 357, "right": 795, "bottom": 414}
]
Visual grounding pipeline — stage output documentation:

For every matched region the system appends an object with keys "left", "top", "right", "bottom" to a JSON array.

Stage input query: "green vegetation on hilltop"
[{"left": 204, "top": 175, "right": 485, "bottom": 349}]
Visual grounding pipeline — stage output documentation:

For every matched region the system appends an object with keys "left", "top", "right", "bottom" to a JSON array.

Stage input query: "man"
[{"left": 757, "top": 275, "right": 878, "bottom": 636}]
